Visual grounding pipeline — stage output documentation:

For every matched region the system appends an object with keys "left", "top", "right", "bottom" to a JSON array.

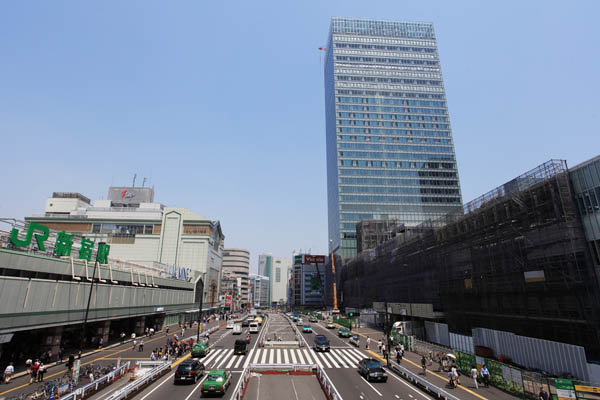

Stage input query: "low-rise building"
[
  {"left": 25, "top": 187, "right": 225, "bottom": 309},
  {"left": 222, "top": 249, "right": 249, "bottom": 308},
  {"left": 249, "top": 274, "right": 269, "bottom": 309},
  {"left": 289, "top": 254, "right": 327, "bottom": 308}
]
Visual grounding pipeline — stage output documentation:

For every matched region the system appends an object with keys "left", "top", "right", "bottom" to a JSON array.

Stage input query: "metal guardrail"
[
  {"left": 228, "top": 366, "right": 250, "bottom": 400},
  {"left": 263, "top": 340, "right": 300, "bottom": 348},
  {"left": 249, "top": 363, "right": 316, "bottom": 372},
  {"left": 60, "top": 361, "right": 131, "bottom": 400},
  {"left": 316, "top": 364, "right": 343, "bottom": 400},
  {"left": 388, "top": 359, "right": 460, "bottom": 400},
  {"left": 103, "top": 361, "right": 171, "bottom": 400}
]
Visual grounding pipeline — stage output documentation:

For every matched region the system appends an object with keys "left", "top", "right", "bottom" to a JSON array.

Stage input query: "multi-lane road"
[{"left": 128, "top": 312, "right": 435, "bottom": 400}]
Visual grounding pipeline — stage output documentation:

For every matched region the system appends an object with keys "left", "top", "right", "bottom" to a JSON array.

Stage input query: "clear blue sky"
[{"left": 1, "top": 1, "right": 599, "bottom": 273}]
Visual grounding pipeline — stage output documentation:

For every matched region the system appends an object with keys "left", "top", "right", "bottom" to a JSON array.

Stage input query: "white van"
[
  {"left": 249, "top": 321, "right": 259, "bottom": 333},
  {"left": 232, "top": 324, "right": 242, "bottom": 335},
  {"left": 226, "top": 320, "right": 234, "bottom": 329}
]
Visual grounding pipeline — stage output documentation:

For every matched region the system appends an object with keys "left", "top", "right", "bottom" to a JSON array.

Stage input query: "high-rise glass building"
[{"left": 325, "top": 17, "right": 462, "bottom": 260}]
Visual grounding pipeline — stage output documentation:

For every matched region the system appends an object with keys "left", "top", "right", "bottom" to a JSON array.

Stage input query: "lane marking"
[
  {"left": 290, "top": 350, "right": 298, "bottom": 364},
  {"left": 260, "top": 348, "right": 268, "bottom": 364},
  {"left": 323, "top": 351, "right": 340, "bottom": 368},
  {"left": 233, "top": 354, "right": 244, "bottom": 369},
  {"left": 200, "top": 349, "right": 222, "bottom": 366},
  {"left": 268, "top": 349, "right": 274, "bottom": 364},
  {"left": 224, "top": 352, "right": 237, "bottom": 369},
  {"left": 283, "top": 349, "right": 289, "bottom": 364},
  {"left": 252, "top": 349, "right": 262, "bottom": 364},
  {"left": 276, "top": 349, "right": 281, "bottom": 364},
  {"left": 409, "top": 395, "right": 414, "bottom": 398},
  {"left": 360, "top": 375, "right": 383, "bottom": 397},
  {"left": 243, "top": 349, "right": 255, "bottom": 368},
  {"left": 215, "top": 350, "right": 233, "bottom": 368},
  {"left": 140, "top": 372, "right": 175, "bottom": 400},
  {"left": 330, "top": 349, "right": 350, "bottom": 368},
  {"left": 395, "top": 395, "right": 400, "bottom": 399},
  {"left": 317, "top": 351, "right": 332, "bottom": 368},
  {"left": 296, "top": 349, "right": 306, "bottom": 364},
  {"left": 183, "top": 375, "right": 207, "bottom": 400},
  {"left": 384, "top": 366, "right": 433, "bottom": 400},
  {"left": 308, "top": 349, "right": 324, "bottom": 368},
  {"left": 208, "top": 349, "right": 228, "bottom": 368},
  {"left": 339, "top": 349, "right": 360, "bottom": 366}
]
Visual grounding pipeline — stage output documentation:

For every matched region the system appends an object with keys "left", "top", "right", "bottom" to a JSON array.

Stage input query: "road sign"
[{"left": 556, "top": 378, "right": 576, "bottom": 400}]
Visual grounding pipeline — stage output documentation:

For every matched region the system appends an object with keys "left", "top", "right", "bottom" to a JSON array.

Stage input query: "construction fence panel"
[{"left": 449, "top": 332, "right": 474, "bottom": 354}]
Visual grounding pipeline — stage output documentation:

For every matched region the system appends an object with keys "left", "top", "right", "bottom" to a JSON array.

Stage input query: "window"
[{"left": 276, "top": 268, "right": 281, "bottom": 283}]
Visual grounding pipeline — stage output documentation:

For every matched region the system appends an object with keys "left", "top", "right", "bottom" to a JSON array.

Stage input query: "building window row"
[
  {"left": 334, "top": 49, "right": 436, "bottom": 60},
  {"left": 337, "top": 75, "right": 441, "bottom": 86},
  {"left": 335, "top": 55, "right": 439, "bottom": 66},
  {"left": 340, "top": 177, "right": 458, "bottom": 187},
  {"left": 336, "top": 81, "right": 444, "bottom": 93},
  {"left": 337, "top": 89, "right": 445, "bottom": 100},
  {"left": 339, "top": 135, "right": 450, "bottom": 144},
  {"left": 340, "top": 159, "right": 455, "bottom": 168},
  {"left": 339, "top": 127, "right": 450, "bottom": 137},
  {"left": 333, "top": 35, "right": 435, "bottom": 47},
  {"left": 335, "top": 68, "right": 440, "bottom": 79},
  {"left": 339, "top": 112, "right": 447, "bottom": 122},
  {"left": 340, "top": 185, "right": 460, "bottom": 195},
  {"left": 336, "top": 62, "right": 441, "bottom": 74},
  {"left": 340, "top": 194, "right": 461, "bottom": 204},
  {"left": 340, "top": 144, "right": 453, "bottom": 154},
  {"left": 338, "top": 104, "right": 447, "bottom": 115},
  {"left": 334, "top": 42, "right": 437, "bottom": 53},
  {"left": 338, "top": 119, "right": 448, "bottom": 129},
  {"left": 92, "top": 223, "right": 155, "bottom": 236},
  {"left": 338, "top": 97, "right": 445, "bottom": 107},
  {"left": 339, "top": 168, "right": 457, "bottom": 178}
]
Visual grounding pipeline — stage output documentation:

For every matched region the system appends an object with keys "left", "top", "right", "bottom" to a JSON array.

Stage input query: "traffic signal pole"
[{"left": 330, "top": 252, "right": 338, "bottom": 310}]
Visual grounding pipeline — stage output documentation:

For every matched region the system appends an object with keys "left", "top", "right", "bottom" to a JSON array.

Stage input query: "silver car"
[{"left": 349, "top": 335, "right": 360, "bottom": 347}]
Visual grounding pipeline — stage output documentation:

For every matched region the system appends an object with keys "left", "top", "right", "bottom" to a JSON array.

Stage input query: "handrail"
[
  {"left": 387, "top": 359, "right": 460, "bottom": 400},
  {"left": 62, "top": 256, "right": 81, "bottom": 281},
  {"left": 103, "top": 361, "right": 171, "bottom": 400},
  {"left": 249, "top": 363, "right": 315, "bottom": 372},
  {"left": 60, "top": 361, "right": 131, "bottom": 400}
]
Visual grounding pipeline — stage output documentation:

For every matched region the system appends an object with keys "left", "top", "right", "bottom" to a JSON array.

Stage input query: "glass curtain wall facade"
[{"left": 325, "top": 17, "right": 463, "bottom": 260}]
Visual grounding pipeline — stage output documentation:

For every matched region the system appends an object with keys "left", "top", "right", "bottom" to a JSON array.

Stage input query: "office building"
[
  {"left": 289, "top": 254, "right": 327, "bottom": 307},
  {"left": 258, "top": 254, "right": 292, "bottom": 306},
  {"left": 222, "top": 249, "right": 250, "bottom": 308},
  {"left": 324, "top": 17, "right": 462, "bottom": 260},
  {"left": 249, "top": 274, "right": 270, "bottom": 309}
]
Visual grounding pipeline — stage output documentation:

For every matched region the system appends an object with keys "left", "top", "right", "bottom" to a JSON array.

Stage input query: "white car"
[
  {"left": 249, "top": 322, "right": 259, "bottom": 333},
  {"left": 297, "top": 319, "right": 304, "bottom": 326},
  {"left": 232, "top": 324, "right": 242, "bottom": 335},
  {"left": 226, "top": 320, "right": 234, "bottom": 329}
]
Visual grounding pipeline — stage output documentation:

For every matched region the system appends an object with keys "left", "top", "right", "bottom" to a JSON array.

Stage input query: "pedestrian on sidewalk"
[
  {"left": 481, "top": 365, "right": 490, "bottom": 387},
  {"left": 451, "top": 366, "right": 460, "bottom": 386},
  {"left": 421, "top": 355, "right": 427, "bottom": 375},
  {"left": 37, "top": 362, "right": 46, "bottom": 382},
  {"left": 58, "top": 347, "right": 64, "bottom": 363},
  {"left": 539, "top": 387, "right": 549, "bottom": 400},
  {"left": 25, "top": 358, "right": 32, "bottom": 375},
  {"left": 120, "top": 332, "right": 126, "bottom": 343},
  {"left": 448, "top": 370, "right": 456, "bottom": 388},
  {"left": 166, "top": 327, "right": 170, "bottom": 335},
  {"left": 31, "top": 359, "right": 40, "bottom": 384},
  {"left": 3, "top": 362, "right": 14, "bottom": 384},
  {"left": 139, "top": 340, "right": 144, "bottom": 352},
  {"left": 378, "top": 340, "right": 382, "bottom": 353},
  {"left": 132, "top": 339, "right": 137, "bottom": 351},
  {"left": 98, "top": 337, "right": 103, "bottom": 349},
  {"left": 471, "top": 365, "right": 479, "bottom": 389},
  {"left": 366, "top": 336, "right": 370, "bottom": 350}
]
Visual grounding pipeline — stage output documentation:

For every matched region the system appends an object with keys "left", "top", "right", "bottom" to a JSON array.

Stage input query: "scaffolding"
[{"left": 341, "top": 160, "right": 600, "bottom": 357}]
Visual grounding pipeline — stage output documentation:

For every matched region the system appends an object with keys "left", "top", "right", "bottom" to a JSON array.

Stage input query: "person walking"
[
  {"left": 539, "top": 387, "right": 549, "bottom": 400},
  {"left": 366, "top": 336, "right": 371, "bottom": 350},
  {"left": 3, "top": 362, "right": 14, "bottom": 384},
  {"left": 25, "top": 358, "right": 32, "bottom": 375},
  {"left": 421, "top": 355, "right": 427, "bottom": 375},
  {"left": 132, "top": 339, "right": 137, "bottom": 351},
  {"left": 98, "top": 337, "right": 103, "bottom": 349},
  {"left": 451, "top": 366, "right": 460, "bottom": 386},
  {"left": 120, "top": 332, "right": 126, "bottom": 343},
  {"left": 139, "top": 339, "right": 144, "bottom": 352},
  {"left": 37, "top": 362, "right": 46, "bottom": 382},
  {"left": 58, "top": 347, "right": 64, "bottom": 363},
  {"left": 471, "top": 365, "right": 479, "bottom": 389},
  {"left": 378, "top": 340, "right": 382, "bottom": 353},
  {"left": 481, "top": 365, "right": 490, "bottom": 388},
  {"left": 31, "top": 359, "right": 40, "bottom": 384}
]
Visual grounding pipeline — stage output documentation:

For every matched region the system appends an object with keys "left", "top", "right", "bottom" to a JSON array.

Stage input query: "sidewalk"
[{"left": 349, "top": 325, "right": 518, "bottom": 400}]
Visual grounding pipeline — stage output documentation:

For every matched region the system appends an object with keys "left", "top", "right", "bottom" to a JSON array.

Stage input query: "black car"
[
  {"left": 358, "top": 358, "right": 387, "bottom": 382},
  {"left": 174, "top": 360, "right": 205, "bottom": 384},
  {"left": 241, "top": 319, "right": 250, "bottom": 327},
  {"left": 313, "top": 335, "right": 330, "bottom": 352},
  {"left": 234, "top": 339, "right": 248, "bottom": 355}
]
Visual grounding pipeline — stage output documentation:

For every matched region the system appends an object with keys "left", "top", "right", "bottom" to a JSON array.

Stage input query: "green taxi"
[
  {"left": 201, "top": 369, "right": 231, "bottom": 397},
  {"left": 191, "top": 341, "right": 210, "bottom": 358},
  {"left": 338, "top": 328, "right": 351, "bottom": 338}
]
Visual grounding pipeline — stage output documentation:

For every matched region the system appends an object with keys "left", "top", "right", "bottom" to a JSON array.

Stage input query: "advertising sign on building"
[
  {"left": 556, "top": 378, "right": 576, "bottom": 400},
  {"left": 303, "top": 255, "right": 326, "bottom": 264}
]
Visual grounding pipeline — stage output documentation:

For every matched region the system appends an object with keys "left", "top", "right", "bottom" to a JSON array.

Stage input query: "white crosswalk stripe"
[
  {"left": 203, "top": 348, "right": 370, "bottom": 370},
  {"left": 283, "top": 349, "right": 289, "bottom": 364}
]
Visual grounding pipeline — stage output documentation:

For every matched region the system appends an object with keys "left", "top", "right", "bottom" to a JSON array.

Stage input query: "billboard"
[
  {"left": 303, "top": 255, "right": 326, "bottom": 264},
  {"left": 108, "top": 187, "right": 155, "bottom": 205}
]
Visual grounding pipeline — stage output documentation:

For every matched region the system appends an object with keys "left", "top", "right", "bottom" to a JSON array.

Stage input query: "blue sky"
[{"left": 1, "top": 1, "right": 599, "bottom": 273}]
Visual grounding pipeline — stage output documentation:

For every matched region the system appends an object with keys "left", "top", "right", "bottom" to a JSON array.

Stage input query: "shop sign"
[
  {"left": 10, "top": 223, "right": 110, "bottom": 263},
  {"left": 303, "top": 255, "right": 326, "bottom": 264},
  {"left": 556, "top": 378, "right": 576, "bottom": 400}
]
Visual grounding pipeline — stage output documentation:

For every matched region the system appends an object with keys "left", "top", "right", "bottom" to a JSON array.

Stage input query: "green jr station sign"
[{"left": 10, "top": 222, "right": 110, "bottom": 264}]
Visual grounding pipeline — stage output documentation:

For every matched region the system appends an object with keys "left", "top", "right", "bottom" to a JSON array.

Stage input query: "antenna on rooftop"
[
  {"left": 142, "top": 177, "right": 147, "bottom": 188},
  {"left": 132, "top": 173, "right": 137, "bottom": 187}
]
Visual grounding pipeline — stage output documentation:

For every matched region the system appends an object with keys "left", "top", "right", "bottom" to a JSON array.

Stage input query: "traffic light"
[{"left": 348, "top": 312, "right": 360, "bottom": 318}]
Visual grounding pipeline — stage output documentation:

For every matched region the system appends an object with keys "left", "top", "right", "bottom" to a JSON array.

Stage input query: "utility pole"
[
  {"left": 80, "top": 260, "right": 98, "bottom": 359},
  {"left": 196, "top": 277, "right": 204, "bottom": 342}
]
